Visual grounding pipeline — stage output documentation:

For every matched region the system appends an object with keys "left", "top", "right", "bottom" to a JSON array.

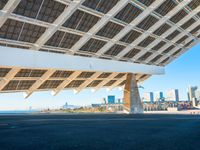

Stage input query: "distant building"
[
  {"left": 195, "top": 89, "right": 200, "bottom": 100},
  {"left": 91, "top": 104, "right": 101, "bottom": 108},
  {"left": 107, "top": 95, "right": 115, "bottom": 104},
  {"left": 62, "top": 102, "right": 80, "bottom": 109},
  {"left": 102, "top": 98, "right": 106, "bottom": 104},
  {"left": 154, "top": 92, "right": 164, "bottom": 101},
  {"left": 165, "top": 89, "right": 179, "bottom": 102},
  {"left": 116, "top": 98, "right": 122, "bottom": 104},
  {"left": 188, "top": 86, "right": 198, "bottom": 101},
  {"left": 63, "top": 102, "right": 68, "bottom": 109},
  {"left": 143, "top": 92, "right": 154, "bottom": 102}
]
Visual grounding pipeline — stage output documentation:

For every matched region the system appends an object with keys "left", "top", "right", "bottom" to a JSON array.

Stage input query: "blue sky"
[{"left": 0, "top": 44, "right": 199, "bottom": 110}]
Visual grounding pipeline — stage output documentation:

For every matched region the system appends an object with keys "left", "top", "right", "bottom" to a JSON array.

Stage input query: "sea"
[{"left": 0, "top": 110, "right": 39, "bottom": 114}]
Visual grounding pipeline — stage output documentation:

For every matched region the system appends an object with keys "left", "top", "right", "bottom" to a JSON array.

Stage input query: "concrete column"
[{"left": 124, "top": 73, "right": 143, "bottom": 114}]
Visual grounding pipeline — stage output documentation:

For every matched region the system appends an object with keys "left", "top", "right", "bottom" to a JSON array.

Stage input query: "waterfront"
[{"left": 0, "top": 114, "right": 200, "bottom": 150}]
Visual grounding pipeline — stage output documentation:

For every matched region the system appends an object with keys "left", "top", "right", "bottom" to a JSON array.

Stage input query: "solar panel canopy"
[{"left": 0, "top": 0, "right": 200, "bottom": 95}]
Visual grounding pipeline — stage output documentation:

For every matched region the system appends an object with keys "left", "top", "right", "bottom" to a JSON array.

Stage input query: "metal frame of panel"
[{"left": 0, "top": 0, "right": 200, "bottom": 97}]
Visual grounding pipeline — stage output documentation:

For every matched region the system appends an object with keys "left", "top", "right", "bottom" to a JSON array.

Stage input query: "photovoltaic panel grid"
[{"left": 0, "top": 0, "right": 200, "bottom": 94}]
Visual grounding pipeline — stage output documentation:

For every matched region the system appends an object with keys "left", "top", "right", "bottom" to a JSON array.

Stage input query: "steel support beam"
[
  {"left": 0, "top": 68, "right": 20, "bottom": 91},
  {"left": 96, "top": 0, "right": 164, "bottom": 56},
  {"left": 24, "top": 70, "right": 56, "bottom": 98},
  {"left": 92, "top": 73, "right": 118, "bottom": 92},
  {"left": 107, "top": 76, "right": 126, "bottom": 91},
  {"left": 74, "top": 72, "right": 102, "bottom": 93},
  {"left": 52, "top": 71, "right": 81, "bottom": 96},
  {"left": 31, "top": 0, "right": 85, "bottom": 50},
  {"left": 71, "top": 0, "right": 131, "bottom": 52},
  {"left": 118, "top": 0, "right": 194, "bottom": 63},
  {"left": 0, "top": 0, "right": 21, "bottom": 28},
  {"left": 0, "top": 47, "right": 165, "bottom": 75}
]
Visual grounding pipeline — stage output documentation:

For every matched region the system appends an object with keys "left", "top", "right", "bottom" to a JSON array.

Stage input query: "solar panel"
[
  {"left": 50, "top": 71, "right": 74, "bottom": 78},
  {"left": 181, "top": 18, "right": 196, "bottom": 30},
  {"left": 154, "top": 0, "right": 177, "bottom": 16},
  {"left": 0, "top": 19, "right": 46, "bottom": 43},
  {"left": 153, "top": 23, "right": 171, "bottom": 36},
  {"left": 169, "top": 9, "right": 188, "bottom": 24},
  {"left": 138, "top": 52, "right": 152, "bottom": 61},
  {"left": 118, "top": 80, "right": 126, "bottom": 86},
  {"left": 162, "top": 45, "right": 175, "bottom": 54},
  {"left": 87, "top": 80, "right": 102, "bottom": 87},
  {"left": 137, "top": 36, "right": 155, "bottom": 48},
  {"left": 98, "top": 73, "right": 112, "bottom": 78},
  {"left": 66, "top": 80, "right": 85, "bottom": 88},
  {"left": 152, "top": 41, "right": 166, "bottom": 51},
  {"left": 137, "top": 15, "right": 158, "bottom": 30},
  {"left": 114, "top": 73, "right": 125, "bottom": 78},
  {"left": 123, "top": 48, "right": 141, "bottom": 59},
  {"left": 96, "top": 22, "right": 123, "bottom": 39},
  {"left": 14, "top": 0, "right": 66, "bottom": 23},
  {"left": 45, "top": 31, "right": 81, "bottom": 49},
  {"left": 77, "top": 72, "right": 95, "bottom": 78},
  {"left": 115, "top": 3, "right": 142, "bottom": 24},
  {"left": 39, "top": 80, "right": 63, "bottom": 89},
  {"left": 0, "top": 0, "right": 199, "bottom": 67},
  {"left": 137, "top": 0, "right": 155, "bottom": 7},
  {"left": 166, "top": 30, "right": 181, "bottom": 41},
  {"left": 190, "top": 25, "right": 200, "bottom": 35},
  {"left": 0, "top": 68, "right": 11, "bottom": 77},
  {"left": 120, "top": 30, "right": 142, "bottom": 44},
  {"left": 0, "top": 0, "right": 199, "bottom": 94},
  {"left": 3, "top": 80, "right": 36, "bottom": 91},
  {"left": 161, "top": 57, "right": 170, "bottom": 64},
  {"left": 15, "top": 69, "right": 47, "bottom": 77},
  {"left": 82, "top": 0, "right": 119, "bottom": 14},
  {"left": 104, "top": 80, "right": 117, "bottom": 86},
  {"left": 150, "top": 54, "right": 163, "bottom": 63},
  {"left": 62, "top": 10, "right": 100, "bottom": 32},
  {"left": 0, "top": 0, "right": 8, "bottom": 10},
  {"left": 176, "top": 35, "right": 189, "bottom": 45},
  {"left": 172, "top": 48, "right": 182, "bottom": 57},
  {"left": 185, "top": 39, "right": 195, "bottom": 48},
  {"left": 104, "top": 44, "right": 126, "bottom": 56},
  {"left": 187, "top": 0, "right": 200, "bottom": 10},
  {"left": 80, "top": 38, "right": 107, "bottom": 53}
]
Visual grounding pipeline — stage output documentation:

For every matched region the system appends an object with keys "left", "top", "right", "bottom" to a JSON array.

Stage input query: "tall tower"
[{"left": 188, "top": 86, "right": 198, "bottom": 101}]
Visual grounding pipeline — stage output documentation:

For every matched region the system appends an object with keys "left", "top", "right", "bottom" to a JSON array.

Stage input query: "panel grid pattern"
[
  {"left": 0, "top": 0, "right": 200, "bottom": 67},
  {"left": 0, "top": 68, "right": 11, "bottom": 77},
  {"left": 2, "top": 80, "right": 36, "bottom": 91},
  {"left": 0, "top": 67, "right": 147, "bottom": 94}
]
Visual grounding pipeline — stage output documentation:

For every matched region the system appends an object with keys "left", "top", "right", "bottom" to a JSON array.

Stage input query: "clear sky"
[{"left": 0, "top": 44, "right": 199, "bottom": 110}]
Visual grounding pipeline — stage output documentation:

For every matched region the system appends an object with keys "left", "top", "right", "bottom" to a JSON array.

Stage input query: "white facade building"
[
  {"left": 188, "top": 86, "right": 198, "bottom": 101},
  {"left": 165, "top": 89, "right": 179, "bottom": 102},
  {"left": 154, "top": 91, "right": 164, "bottom": 102},
  {"left": 143, "top": 92, "right": 154, "bottom": 102}
]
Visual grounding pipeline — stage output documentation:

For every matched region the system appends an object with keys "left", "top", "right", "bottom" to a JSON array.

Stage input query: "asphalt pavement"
[{"left": 0, "top": 114, "right": 200, "bottom": 150}]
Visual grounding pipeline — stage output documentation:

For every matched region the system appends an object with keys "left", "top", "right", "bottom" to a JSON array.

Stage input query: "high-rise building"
[
  {"left": 102, "top": 98, "right": 106, "bottom": 104},
  {"left": 195, "top": 89, "right": 200, "bottom": 100},
  {"left": 143, "top": 92, "right": 154, "bottom": 102},
  {"left": 154, "top": 92, "right": 164, "bottom": 101},
  {"left": 116, "top": 98, "right": 122, "bottom": 104},
  {"left": 107, "top": 95, "right": 115, "bottom": 104},
  {"left": 188, "top": 86, "right": 198, "bottom": 101},
  {"left": 165, "top": 89, "right": 179, "bottom": 102}
]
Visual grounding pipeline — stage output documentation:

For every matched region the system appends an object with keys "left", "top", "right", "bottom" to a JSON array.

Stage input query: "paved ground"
[{"left": 0, "top": 114, "right": 200, "bottom": 150}]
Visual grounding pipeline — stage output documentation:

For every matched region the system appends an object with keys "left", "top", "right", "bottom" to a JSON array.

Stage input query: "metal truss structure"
[{"left": 0, "top": 0, "right": 200, "bottom": 97}]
